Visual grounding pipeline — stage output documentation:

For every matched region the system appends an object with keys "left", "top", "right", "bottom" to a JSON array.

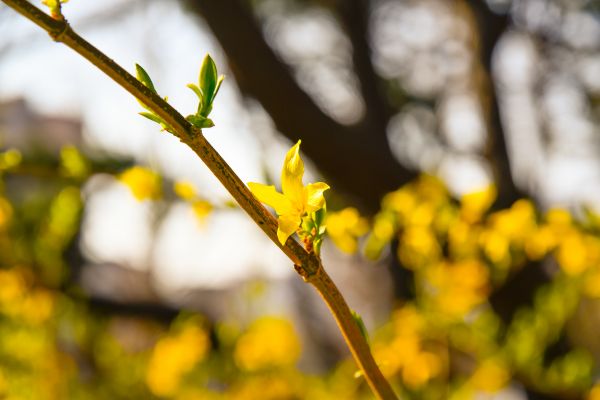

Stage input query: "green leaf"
[
  {"left": 314, "top": 207, "right": 326, "bottom": 230},
  {"left": 135, "top": 63, "right": 156, "bottom": 93},
  {"left": 350, "top": 309, "right": 369, "bottom": 343},
  {"left": 187, "top": 114, "right": 215, "bottom": 129},
  {"left": 187, "top": 83, "right": 203, "bottom": 101},
  {"left": 198, "top": 54, "right": 225, "bottom": 117},
  {"left": 139, "top": 112, "right": 164, "bottom": 125},
  {"left": 199, "top": 54, "right": 218, "bottom": 108},
  {"left": 212, "top": 74, "right": 225, "bottom": 104}
]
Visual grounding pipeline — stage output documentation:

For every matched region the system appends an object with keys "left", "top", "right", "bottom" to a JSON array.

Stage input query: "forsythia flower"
[
  {"left": 119, "top": 166, "right": 162, "bottom": 201},
  {"left": 327, "top": 207, "right": 369, "bottom": 254},
  {"left": 248, "top": 140, "right": 329, "bottom": 245}
]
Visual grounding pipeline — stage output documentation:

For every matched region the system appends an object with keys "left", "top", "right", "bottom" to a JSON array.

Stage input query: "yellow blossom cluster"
[
  {"left": 146, "top": 318, "right": 210, "bottom": 397},
  {"left": 0, "top": 268, "right": 54, "bottom": 326},
  {"left": 233, "top": 316, "right": 301, "bottom": 371},
  {"left": 326, "top": 207, "right": 369, "bottom": 254},
  {"left": 374, "top": 305, "right": 444, "bottom": 389},
  {"left": 325, "top": 175, "right": 600, "bottom": 396}
]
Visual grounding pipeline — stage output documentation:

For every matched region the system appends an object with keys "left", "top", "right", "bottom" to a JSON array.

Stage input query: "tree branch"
[
  {"left": 1, "top": 1, "right": 397, "bottom": 397},
  {"left": 336, "top": 0, "right": 392, "bottom": 135}
]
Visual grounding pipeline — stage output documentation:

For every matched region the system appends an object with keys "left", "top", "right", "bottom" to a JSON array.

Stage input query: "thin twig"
[{"left": 1, "top": 1, "right": 398, "bottom": 398}]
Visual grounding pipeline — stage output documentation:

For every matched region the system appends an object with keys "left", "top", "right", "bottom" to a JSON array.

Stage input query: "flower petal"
[
  {"left": 305, "top": 182, "right": 330, "bottom": 212},
  {"left": 248, "top": 182, "right": 293, "bottom": 215},
  {"left": 281, "top": 140, "right": 305, "bottom": 207},
  {"left": 277, "top": 214, "right": 301, "bottom": 245}
]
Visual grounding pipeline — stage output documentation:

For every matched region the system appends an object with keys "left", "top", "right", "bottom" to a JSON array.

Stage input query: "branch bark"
[
  {"left": 184, "top": 0, "right": 416, "bottom": 213},
  {"left": 1, "top": 1, "right": 398, "bottom": 398}
]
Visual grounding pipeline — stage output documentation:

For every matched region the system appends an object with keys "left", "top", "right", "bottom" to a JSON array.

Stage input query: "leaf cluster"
[{"left": 186, "top": 54, "right": 225, "bottom": 129}]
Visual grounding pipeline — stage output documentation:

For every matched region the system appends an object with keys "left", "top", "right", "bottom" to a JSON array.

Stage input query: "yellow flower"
[
  {"left": 469, "top": 358, "right": 510, "bottom": 393},
  {"left": 146, "top": 324, "right": 210, "bottom": 396},
  {"left": 173, "top": 181, "right": 197, "bottom": 201},
  {"left": 248, "top": 140, "right": 329, "bottom": 245},
  {"left": 119, "top": 166, "right": 162, "bottom": 201},
  {"left": 233, "top": 316, "right": 301, "bottom": 371},
  {"left": 461, "top": 184, "right": 496, "bottom": 223},
  {"left": 191, "top": 200, "right": 213, "bottom": 222},
  {"left": 326, "top": 207, "right": 369, "bottom": 254}
]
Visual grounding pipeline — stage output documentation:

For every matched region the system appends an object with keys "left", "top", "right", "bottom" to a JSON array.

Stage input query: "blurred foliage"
[{"left": 3, "top": 143, "right": 600, "bottom": 399}]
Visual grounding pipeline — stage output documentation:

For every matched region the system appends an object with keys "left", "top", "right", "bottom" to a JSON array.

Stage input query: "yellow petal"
[
  {"left": 281, "top": 140, "right": 305, "bottom": 207},
  {"left": 305, "top": 182, "right": 330, "bottom": 213},
  {"left": 248, "top": 182, "right": 293, "bottom": 215},
  {"left": 277, "top": 214, "right": 301, "bottom": 245},
  {"left": 174, "top": 181, "right": 197, "bottom": 200}
]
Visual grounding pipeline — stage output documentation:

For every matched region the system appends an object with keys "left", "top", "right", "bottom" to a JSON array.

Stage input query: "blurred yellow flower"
[
  {"left": 469, "top": 359, "right": 510, "bottom": 393},
  {"left": 546, "top": 208, "right": 572, "bottom": 227},
  {"left": 374, "top": 303, "right": 445, "bottom": 387},
  {"left": 327, "top": 207, "right": 369, "bottom": 254},
  {"left": 248, "top": 140, "right": 329, "bottom": 244},
  {"left": 408, "top": 203, "right": 435, "bottom": 227},
  {"left": 584, "top": 269, "right": 600, "bottom": 298},
  {"left": 402, "top": 351, "right": 441, "bottom": 389},
  {"left": 383, "top": 188, "right": 416, "bottom": 218},
  {"left": 448, "top": 220, "right": 480, "bottom": 259},
  {"left": 0, "top": 269, "right": 26, "bottom": 310},
  {"left": 119, "top": 166, "right": 162, "bottom": 201},
  {"left": 60, "top": 145, "right": 89, "bottom": 178},
  {"left": 174, "top": 181, "right": 197, "bottom": 200},
  {"left": 234, "top": 316, "right": 300, "bottom": 371},
  {"left": 426, "top": 260, "right": 489, "bottom": 317},
  {"left": 461, "top": 185, "right": 496, "bottom": 223},
  {"left": 21, "top": 290, "right": 54, "bottom": 325},
  {"left": 489, "top": 199, "right": 536, "bottom": 243},
  {"left": 525, "top": 225, "right": 556, "bottom": 260},
  {"left": 556, "top": 231, "right": 588, "bottom": 275},
  {"left": 0, "top": 197, "right": 13, "bottom": 229},
  {"left": 191, "top": 200, "right": 213, "bottom": 222},
  {"left": 0, "top": 149, "right": 22, "bottom": 170},
  {"left": 232, "top": 376, "right": 297, "bottom": 400},
  {"left": 146, "top": 323, "right": 210, "bottom": 397},
  {"left": 413, "top": 175, "right": 448, "bottom": 205},
  {"left": 398, "top": 227, "right": 440, "bottom": 269},
  {"left": 479, "top": 229, "right": 510, "bottom": 266},
  {"left": 588, "top": 383, "right": 600, "bottom": 400}
]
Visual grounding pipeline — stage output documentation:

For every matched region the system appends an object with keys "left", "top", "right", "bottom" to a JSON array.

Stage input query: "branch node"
[
  {"left": 293, "top": 257, "right": 323, "bottom": 283},
  {"left": 49, "top": 20, "right": 69, "bottom": 42}
]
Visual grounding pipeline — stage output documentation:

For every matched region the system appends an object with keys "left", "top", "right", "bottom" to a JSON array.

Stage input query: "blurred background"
[{"left": 0, "top": 0, "right": 600, "bottom": 398}]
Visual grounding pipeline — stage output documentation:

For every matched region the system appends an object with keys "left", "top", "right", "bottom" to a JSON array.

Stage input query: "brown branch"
[
  {"left": 184, "top": 0, "right": 416, "bottom": 213},
  {"left": 0, "top": 0, "right": 398, "bottom": 398},
  {"left": 336, "top": 0, "right": 392, "bottom": 134}
]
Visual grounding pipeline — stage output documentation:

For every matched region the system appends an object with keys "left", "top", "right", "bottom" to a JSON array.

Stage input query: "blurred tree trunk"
[{"left": 464, "top": 0, "right": 524, "bottom": 209}]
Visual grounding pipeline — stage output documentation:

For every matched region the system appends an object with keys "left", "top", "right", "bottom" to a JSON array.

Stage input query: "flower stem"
[{"left": 2, "top": 1, "right": 398, "bottom": 398}]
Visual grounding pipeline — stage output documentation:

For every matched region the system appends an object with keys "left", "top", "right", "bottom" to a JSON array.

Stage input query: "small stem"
[
  {"left": 309, "top": 266, "right": 398, "bottom": 400},
  {"left": 1, "top": 1, "right": 398, "bottom": 398}
]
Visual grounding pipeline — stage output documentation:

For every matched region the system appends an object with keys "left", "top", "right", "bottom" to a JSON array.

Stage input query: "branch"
[
  {"left": 0, "top": 1, "right": 397, "bottom": 398},
  {"left": 184, "top": 0, "right": 416, "bottom": 213},
  {"left": 336, "top": 0, "right": 392, "bottom": 134}
]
